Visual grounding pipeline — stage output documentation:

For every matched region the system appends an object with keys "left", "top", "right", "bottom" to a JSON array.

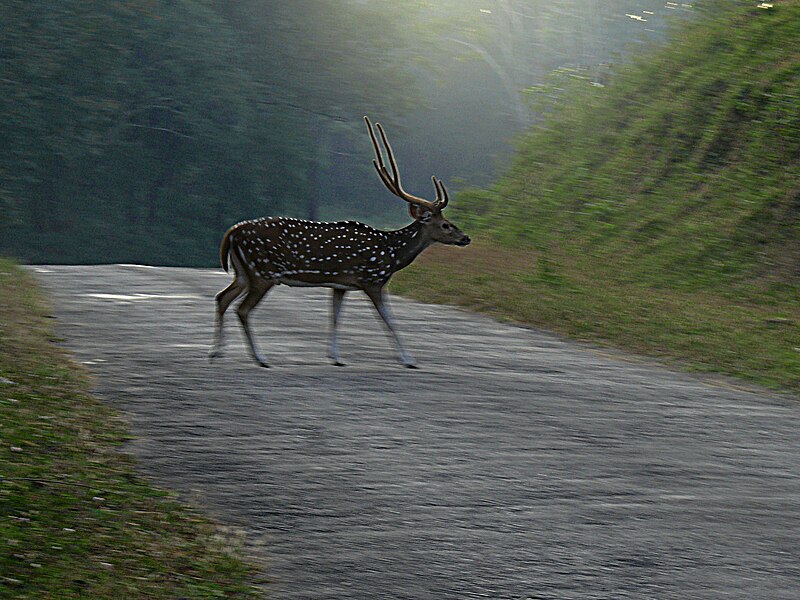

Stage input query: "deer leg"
[
  {"left": 236, "top": 280, "right": 274, "bottom": 368},
  {"left": 364, "top": 288, "right": 417, "bottom": 368},
  {"left": 209, "top": 278, "right": 246, "bottom": 360},
  {"left": 328, "top": 289, "right": 347, "bottom": 366}
]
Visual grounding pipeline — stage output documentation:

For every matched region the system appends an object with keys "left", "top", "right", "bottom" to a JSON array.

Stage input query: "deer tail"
[{"left": 219, "top": 226, "right": 235, "bottom": 273}]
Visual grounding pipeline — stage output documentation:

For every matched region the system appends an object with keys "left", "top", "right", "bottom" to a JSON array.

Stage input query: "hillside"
[
  {"left": 466, "top": 0, "right": 799, "bottom": 289},
  {"left": 393, "top": 1, "right": 800, "bottom": 392}
]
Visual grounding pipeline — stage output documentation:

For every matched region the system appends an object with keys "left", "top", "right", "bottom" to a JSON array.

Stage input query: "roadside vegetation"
[
  {"left": 0, "top": 258, "right": 265, "bottom": 598},
  {"left": 394, "top": 1, "right": 800, "bottom": 394}
]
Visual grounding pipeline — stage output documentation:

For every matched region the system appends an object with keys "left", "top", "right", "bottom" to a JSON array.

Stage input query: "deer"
[{"left": 209, "top": 116, "right": 470, "bottom": 368}]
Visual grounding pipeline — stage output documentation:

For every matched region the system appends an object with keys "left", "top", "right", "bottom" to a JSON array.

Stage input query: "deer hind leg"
[
  {"left": 328, "top": 289, "right": 347, "bottom": 366},
  {"left": 364, "top": 288, "right": 417, "bottom": 368},
  {"left": 237, "top": 279, "right": 274, "bottom": 368},
  {"left": 209, "top": 277, "right": 247, "bottom": 361}
]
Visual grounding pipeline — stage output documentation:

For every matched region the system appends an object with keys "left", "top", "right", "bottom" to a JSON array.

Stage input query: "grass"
[
  {"left": 0, "top": 258, "right": 266, "bottom": 598},
  {"left": 391, "top": 241, "right": 800, "bottom": 394},
  {"left": 459, "top": 1, "right": 800, "bottom": 290}
]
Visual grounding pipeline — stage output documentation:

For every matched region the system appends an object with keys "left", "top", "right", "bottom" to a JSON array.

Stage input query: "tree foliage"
[
  {"left": 0, "top": 0, "right": 420, "bottom": 265},
  {"left": 0, "top": 0, "right": 691, "bottom": 265}
]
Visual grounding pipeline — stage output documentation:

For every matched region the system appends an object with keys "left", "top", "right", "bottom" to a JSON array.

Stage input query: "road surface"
[{"left": 32, "top": 265, "right": 800, "bottom": 599}]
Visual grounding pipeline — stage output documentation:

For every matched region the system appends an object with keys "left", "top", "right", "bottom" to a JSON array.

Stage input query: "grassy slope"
[
  {"left": 0, "top": 259, "right": 265, "bottom": 598},
  {"left": 393, "top": 2, "right": 800, "bottom": 393}
]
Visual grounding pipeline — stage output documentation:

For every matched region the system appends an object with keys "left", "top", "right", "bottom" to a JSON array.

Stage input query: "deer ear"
[{"left": 409, "top": 204, "right": 433, "bottom": 223}]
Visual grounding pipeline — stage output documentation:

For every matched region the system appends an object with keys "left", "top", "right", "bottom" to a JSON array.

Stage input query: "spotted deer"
[{"left": 209, "top": 117, "right": 470, "bottom": 368}]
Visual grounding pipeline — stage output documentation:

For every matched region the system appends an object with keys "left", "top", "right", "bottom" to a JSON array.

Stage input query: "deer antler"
[{"left": 364, "top": 116, "right": 448, "bottom": 212}]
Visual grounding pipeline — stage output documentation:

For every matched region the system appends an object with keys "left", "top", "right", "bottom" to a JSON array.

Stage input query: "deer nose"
[{"left": 459, "top": 235, "right": 471, "bottom": 246}]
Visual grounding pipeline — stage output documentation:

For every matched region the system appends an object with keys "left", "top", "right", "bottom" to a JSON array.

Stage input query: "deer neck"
[{"left": 389, "top": 220, "right": 434, "bottom": 272}]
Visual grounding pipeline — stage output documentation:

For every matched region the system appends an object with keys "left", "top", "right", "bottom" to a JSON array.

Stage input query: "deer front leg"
[
  {"left": 236, "top": 280, "right": 273, "bottom": 368},
  {"left": 364, "top": 287, "right": 417, "bottom": 368},
  {"left": 328, "top": 289, "right": 347, "bottom": 366}
]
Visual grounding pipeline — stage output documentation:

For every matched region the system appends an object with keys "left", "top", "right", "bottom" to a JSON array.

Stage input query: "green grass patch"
[
  {"left": 392, "top": 242, "right": 799, "bottom": 394},
  {"left": 0, "top": 258, "right": 266, "bottom": 598}
]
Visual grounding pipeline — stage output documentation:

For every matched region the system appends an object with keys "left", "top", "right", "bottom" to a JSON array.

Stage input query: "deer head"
[{"left": 365, "top": 116, "right": 470, "bottom": 247}]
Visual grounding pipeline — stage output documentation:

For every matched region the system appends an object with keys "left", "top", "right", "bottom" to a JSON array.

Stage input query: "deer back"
[{"left": 222, "top": 217, "right": 421, "bottom": 289}]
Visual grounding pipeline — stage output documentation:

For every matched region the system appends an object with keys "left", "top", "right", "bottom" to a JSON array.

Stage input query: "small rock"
[{"left": 765, "top": 317, "right": 793, "bottom": 325}]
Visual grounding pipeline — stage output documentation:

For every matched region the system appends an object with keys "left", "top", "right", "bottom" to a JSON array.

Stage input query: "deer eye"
[{"left": 442, "top": 223, "right": 451, "bottom": 231}]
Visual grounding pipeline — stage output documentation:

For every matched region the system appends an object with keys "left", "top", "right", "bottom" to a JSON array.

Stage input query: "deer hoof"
[{"left": 401, "top": 356, "right": 418, "bottom": 369}]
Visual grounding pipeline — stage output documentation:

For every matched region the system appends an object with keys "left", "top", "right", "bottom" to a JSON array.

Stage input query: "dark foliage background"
[{"left": 2, "top": 0, "right": 687, "bottom": 265}]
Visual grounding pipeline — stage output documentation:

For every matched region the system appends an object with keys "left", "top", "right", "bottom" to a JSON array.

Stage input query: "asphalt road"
[{"left": 32, "top": 265, "right": 800, "bottom": 599}]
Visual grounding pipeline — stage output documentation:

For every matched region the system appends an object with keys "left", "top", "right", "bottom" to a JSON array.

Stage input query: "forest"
[{"left": 2, "top": 0, "right": 687, "bottom": 265}]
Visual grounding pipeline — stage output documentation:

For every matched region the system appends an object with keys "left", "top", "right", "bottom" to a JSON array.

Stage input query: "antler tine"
[
  {"left": 375, "top": 122, "right": 401, "bottom": 188},
  {"left": 365, "top": 116, "right": 391, "bottom": 188},
  {"left": 432, "top": 177, "right": 449, "bottom": 211},
  {"left": 364, "top": 116, "right": 438, "bottom": 211},
  {"left": 365, "top": 116, "right": 403, "bottom": 198}
]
